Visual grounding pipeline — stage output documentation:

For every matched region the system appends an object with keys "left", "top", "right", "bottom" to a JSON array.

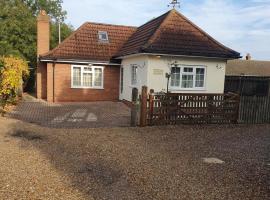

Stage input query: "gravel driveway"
[{"left": 0, "top": 117, "right": 270, "bottom": 200}]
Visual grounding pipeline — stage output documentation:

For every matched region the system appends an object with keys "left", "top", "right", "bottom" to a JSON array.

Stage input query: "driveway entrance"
[{"left": 8, "top": 95, "right": 130, "bottom": 128}]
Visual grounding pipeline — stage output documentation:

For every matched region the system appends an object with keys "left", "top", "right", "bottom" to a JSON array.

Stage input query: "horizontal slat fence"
[
  {"left": 239, "top": 96, "right": 270, "bottom": 124},
  {"left": 147, "top": 93, "right": 240, "bottom": 126}
]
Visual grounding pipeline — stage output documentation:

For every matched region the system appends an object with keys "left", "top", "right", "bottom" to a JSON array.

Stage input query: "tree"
[
  {"left": 22, "top": 0, "right": 67, "bottom": 22},
  {"left": 50, "top": 22, "right": 74, "bottom": 49},
  {"left": 0, "top": 55, "right": 29, "bottom": 113},
  {"left": 0, "top": 0, "right": 73, "bottom": 91}
]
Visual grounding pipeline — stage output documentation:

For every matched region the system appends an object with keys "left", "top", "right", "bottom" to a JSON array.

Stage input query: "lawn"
[{"left": 0, "top": 117, "right": 269, "bottom": 200}]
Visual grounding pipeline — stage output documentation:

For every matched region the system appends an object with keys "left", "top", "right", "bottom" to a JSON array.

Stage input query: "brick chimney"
[
  {"left": 246, "top": 53, "right": 251, "bottom": 60},
  {"left": 37, "top": 10, "right": 50, "bottom": 57}
]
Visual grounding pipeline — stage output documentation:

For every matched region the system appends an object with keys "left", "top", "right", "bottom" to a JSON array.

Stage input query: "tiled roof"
[
  {"left": 226, "top": 60, "right": 270, "bottom": 76},
  {"left": 116, "top": 9, "right": 240, "bottom": 59},
  {"left": 41, "top": 22, "right": 137, "bottom": 61},
  {"left": 41, "top": 9, "right": 240, "bottom": 61}
]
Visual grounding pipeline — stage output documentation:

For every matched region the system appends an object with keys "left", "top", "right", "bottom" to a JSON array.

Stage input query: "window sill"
[
  {"left": 169, "top": 88, "right": 206, "bottom": 91},
  {"left": 71, "top": 86, "right": 104, "bottom": 90}
]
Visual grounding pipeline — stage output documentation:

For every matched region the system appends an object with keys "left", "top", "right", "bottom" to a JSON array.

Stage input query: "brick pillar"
[
  {"left": 36, "top": 10, "right": 50, "bottom": 99},
  {"left": 47, "top": 63, "right": 54, "bottom": 102}
]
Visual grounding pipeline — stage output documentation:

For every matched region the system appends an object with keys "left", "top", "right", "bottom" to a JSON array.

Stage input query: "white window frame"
[
  {"left": 169, "top": 65, "right": 207, "bottom": 91},
  {"left": 71, "top": 65, "right": 104, "bottom": 89},
  {"left": 131, "top": 65, "right": 138, "bottom": 86},
  {"left": 98, "top": 31, "right": 109, "bottom": 42}
]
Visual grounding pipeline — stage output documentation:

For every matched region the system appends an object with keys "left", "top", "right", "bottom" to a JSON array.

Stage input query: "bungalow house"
[{"left": 37, "top": 9, "right": 240, "bottom": 103}]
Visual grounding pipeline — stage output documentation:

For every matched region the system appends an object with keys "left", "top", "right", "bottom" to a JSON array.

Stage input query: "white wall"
[
  {"left": 147, "top": 55, "right": 227, "bottom": 94},
  {"left": 120, "top": 55, "right": 227, "bottom": 102},
  {"left": 120, "top": 55, "right": 148, "bottom": 101}
]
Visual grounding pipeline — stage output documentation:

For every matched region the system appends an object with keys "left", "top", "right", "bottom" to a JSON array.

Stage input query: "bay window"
[
  {"left": 170, "top": 65, "right": 206, "bottom": 90},
  {"left": 71, "top": 65, "right": 104, "bottom": 89}
]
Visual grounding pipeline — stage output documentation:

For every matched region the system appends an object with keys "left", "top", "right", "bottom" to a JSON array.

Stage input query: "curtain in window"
[
  {"left": 195, "top": 68, "right": 205, "bottom": 87},
  {"left": 83, "top": 73, "right": 92, "bottom": 87},
  {"left": 94, "top": 68, "right": 102, "bottom": 87},
  {"left": 171, "top": 67, "right": 181, "bottom": 87},
  {"left": 73, "top": 67, "right": 81, "bottom": 87},
  {"left": 181, "top": 67, "right": 193, "bottom": 88}
]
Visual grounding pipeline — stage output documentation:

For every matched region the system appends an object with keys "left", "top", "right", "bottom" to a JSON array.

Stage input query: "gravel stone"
[{"left": 0, "top": 117, "right": 269, "bottom": 199}]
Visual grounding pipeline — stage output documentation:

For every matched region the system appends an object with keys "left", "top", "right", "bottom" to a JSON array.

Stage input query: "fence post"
[
  {"left": 140, "top": 86, "right": 148, "bottom": 127},
  {"left": 131, "top": 88, "right": 139, "bottom": 127},
  {"left": 149, "top": 89, "right": 154, "bottom": 125}
]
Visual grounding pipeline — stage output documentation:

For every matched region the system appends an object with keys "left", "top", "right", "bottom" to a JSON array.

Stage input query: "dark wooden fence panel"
[
  {"left": 147, "top": 93, "right": 240, "bottom": 126},
  {"left": 225, "top": 76, "right": 270, "bottom": 124},
  {"left": 239, "top": 96, "right": 270, "bottom": 124}
]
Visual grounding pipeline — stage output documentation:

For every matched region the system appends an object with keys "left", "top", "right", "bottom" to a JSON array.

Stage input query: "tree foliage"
[
  {"left": 0, "top": 55, "right": 29, "bottom": 111},
  {"left": 50, "top": 22, "right": 74, "bottom": 49},
  {"left": 0, "top": 0, "right": 73, "bottom": 91},
  {"left": 22, "top": 0, "right": 67, "bottom": 21}
]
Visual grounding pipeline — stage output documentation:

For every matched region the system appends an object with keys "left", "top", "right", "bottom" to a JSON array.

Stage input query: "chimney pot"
[{"left": 246, "top": 53, "right": 251, "bottom": 60}]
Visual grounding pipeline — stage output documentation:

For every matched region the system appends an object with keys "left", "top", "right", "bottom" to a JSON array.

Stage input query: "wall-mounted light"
[{"left": 216, "top": 64, "right": 222, "bottom": 69}]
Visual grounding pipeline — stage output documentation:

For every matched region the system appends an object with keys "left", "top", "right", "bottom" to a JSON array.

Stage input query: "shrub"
[{"left": 0, "top": 55, "right": 29, "bottom": 113}]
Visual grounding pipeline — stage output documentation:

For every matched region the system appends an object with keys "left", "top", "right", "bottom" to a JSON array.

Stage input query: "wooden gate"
[{"left": 143, "top": 91, "right": 240, "bottom": 126}]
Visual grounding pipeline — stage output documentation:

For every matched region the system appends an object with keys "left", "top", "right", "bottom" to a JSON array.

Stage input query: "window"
[
  {"left": 131, "top": 65, "right": 138, "bottom": 85},
  {"left": 98, "top": 31, "right": 109, "bottom": 42},
  {"left": 170, "top": 65, "right": 206, "bottom": 90},
  {"left": 120, "top": 67, "right": 124, "bottom": 93},
  {"left": 71, "top": 65, "right": 104, "bottom": 89}
]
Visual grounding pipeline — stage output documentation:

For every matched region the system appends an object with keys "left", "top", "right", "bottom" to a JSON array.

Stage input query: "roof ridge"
[
  {"left": 85, "top": 21, "right": 137, "bottom": 29},
  {"left": 142, "top": 9, "right": 175, "bottom": 50},
  {"left": 173, "top": 10, "right": 240, "bottom": 56}
]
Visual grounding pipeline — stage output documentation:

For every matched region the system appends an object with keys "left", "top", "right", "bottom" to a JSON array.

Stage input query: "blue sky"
[{"left": 62, "top": 0, "right": 270, "bottom": 60}]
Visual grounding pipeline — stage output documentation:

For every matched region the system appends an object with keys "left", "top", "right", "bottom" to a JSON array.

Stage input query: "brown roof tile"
[
  {"left": 41, "top": 9, "right": 240, "bottom": 61},
  {"left": 116, "top": 9, "right": 240, "bottom": 59},
  {"left": 41, "top": 22, "right": 137, "bottom": 61}
]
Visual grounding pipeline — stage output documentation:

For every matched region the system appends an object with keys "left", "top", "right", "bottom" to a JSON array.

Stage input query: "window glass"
[
  {"left": 170, "top": 65, "right": 206, "bottom": 89},
  {"left": 131, "top": 65, "right": 137, "bottom": 85},
  {"left": 73, "top": 67, "right": 81, "bottom": 87},
  {"left": 183, "top": 67, "right": 193, "bottom": 73},
  {"left": 94, "top": 68, "right": 102, "bottom": 87},
  {"left": 171, "top": 67, "right": 181, "bottom": 87},
  {"left": 195, "top": 68, "right": 205, "bottom": 88},
  {"left": 181, "top": 74, "right": 193, "bottom": 88},
  {"left": 72, "top": 66, "right": 103, "bottom": 88},
  {"left": 120, "top": 67, "right": 124, "bottom": 93},
  {"left": 98, "top": 31, "right": 109, "bottom": 42},
  {"left": 83, "top": 73, "right": 92, "bottom": 87}
]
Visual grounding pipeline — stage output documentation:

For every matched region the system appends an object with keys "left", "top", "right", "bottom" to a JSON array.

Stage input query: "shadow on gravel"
[
  {"left": 11, "top": 130, "right": 44, "bottom": 141},
  {"left": 7, "top": 123, "right": 270, "bottom": 200}
]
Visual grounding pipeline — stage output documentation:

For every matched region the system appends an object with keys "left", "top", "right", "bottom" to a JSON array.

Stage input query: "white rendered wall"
[
  {"left": 119, "top": 55, "right": 148, "bottom": 102},
  {"left": 120, "top": 55, "right": 227, "bottom": 102},
  {"left": 147, "top": 55, "right": 227, "bottom": 94}
]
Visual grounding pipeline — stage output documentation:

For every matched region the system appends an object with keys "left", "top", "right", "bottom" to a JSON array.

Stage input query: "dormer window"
[{"left": 98, "top": 31, "right": 109, "bottom": 42}]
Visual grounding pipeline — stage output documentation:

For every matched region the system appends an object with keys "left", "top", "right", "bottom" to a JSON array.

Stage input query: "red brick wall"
[
  {"left": 47, "top": 63, "right": 120, "bottom": 102},
  {"left": 36, "top": 62, "right": 47, "bottom": 99}
]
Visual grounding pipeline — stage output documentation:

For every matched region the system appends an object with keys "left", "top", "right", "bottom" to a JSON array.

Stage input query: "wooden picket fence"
[{"left": 138, "top": 86, "right": 240, "bottom": 126}]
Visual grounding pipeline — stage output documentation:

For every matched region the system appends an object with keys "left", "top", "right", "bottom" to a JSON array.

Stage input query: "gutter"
[
  {"left": 39, "top": 58, "right": 121, "bottom": 66},
  {"left": 116, "top": 53, "right": 241, "bottom": 60}
]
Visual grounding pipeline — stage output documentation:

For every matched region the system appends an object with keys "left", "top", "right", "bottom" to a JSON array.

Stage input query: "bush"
[{"left": 0, "top": 55, "right": 29, "bottom": 114}]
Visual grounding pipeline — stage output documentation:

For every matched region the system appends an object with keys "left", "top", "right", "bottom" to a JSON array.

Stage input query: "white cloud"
[{"left": 182, "top": 0, "right": 270, "bottom": 60}]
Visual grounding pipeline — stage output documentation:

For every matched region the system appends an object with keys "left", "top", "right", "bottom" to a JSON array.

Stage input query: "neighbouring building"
[
  {"left": 226, "top": 55, "right": 270, "bottom": 96},
  {"left": 37, "top": 9, "right": 240, "bottom": 102}
]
